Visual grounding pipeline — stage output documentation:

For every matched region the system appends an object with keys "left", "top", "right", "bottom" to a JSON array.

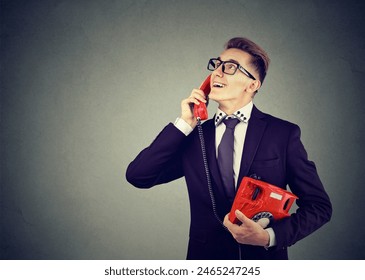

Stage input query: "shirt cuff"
[
  {"left": 174, "top": 117, "right": 193, "bottom": 136},
  {"left": 265, "top": 227, "right": 277, "bottom": 248}
]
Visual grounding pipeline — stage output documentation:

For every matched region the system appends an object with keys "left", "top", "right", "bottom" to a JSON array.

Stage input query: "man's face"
[{"left": 208, "top": 48, "right": 259, "bottom": 112}]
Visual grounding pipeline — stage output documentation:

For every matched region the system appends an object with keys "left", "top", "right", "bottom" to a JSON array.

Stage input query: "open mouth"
[{"left": 213, "top": 82, "right": 226, "bottom": 88}]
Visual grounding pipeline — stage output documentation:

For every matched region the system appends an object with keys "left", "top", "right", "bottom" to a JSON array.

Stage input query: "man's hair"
[{"left": 225, "top": 37, "right": 270, "bottom": 84}]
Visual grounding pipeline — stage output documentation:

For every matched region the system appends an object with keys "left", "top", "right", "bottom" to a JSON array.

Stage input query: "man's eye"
[{"left": 226, "top": 63, "right": 236, "bottom": 70}]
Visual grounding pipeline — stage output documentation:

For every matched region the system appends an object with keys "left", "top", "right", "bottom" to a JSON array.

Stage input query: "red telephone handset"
[{"left": 193, "top": 75, "right": 211, "bottom": 121}]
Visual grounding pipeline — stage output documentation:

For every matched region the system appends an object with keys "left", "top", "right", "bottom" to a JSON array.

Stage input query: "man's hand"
[
  {"left": 180, "top": 89, "right": 207, "bottom": 128},
  {"left": 223, "top": 210, "right": 270, "bottom": 247}
]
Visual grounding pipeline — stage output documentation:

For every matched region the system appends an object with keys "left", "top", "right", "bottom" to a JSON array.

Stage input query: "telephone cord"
[{"left": 196, "top": 118, "right": 226, "bottom": 228}]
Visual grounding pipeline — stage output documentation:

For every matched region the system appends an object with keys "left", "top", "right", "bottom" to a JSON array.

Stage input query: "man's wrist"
[
  {"left": 174, "top": 117, "right": 193, "bottom": 136},
  {"left": 262, "top": 229, "right": 270, "bottom": 248},
  {"left": 264, "top": 227, "right": 276, "bottom": 249}
]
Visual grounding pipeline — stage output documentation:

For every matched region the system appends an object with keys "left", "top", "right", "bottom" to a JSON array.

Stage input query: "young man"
[{"left": 126, "top": 37, "right": 332, "bottom": 260}]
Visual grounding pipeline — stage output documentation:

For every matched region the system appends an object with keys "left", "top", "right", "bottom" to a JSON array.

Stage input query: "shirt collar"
[{"left": 214, "top": 101, "right": 253, "bottom": 127}]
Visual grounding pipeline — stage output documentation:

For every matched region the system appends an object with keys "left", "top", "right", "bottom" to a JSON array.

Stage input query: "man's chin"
[{"left": 207, "top": 92, "right": 223, "bottom": 102}]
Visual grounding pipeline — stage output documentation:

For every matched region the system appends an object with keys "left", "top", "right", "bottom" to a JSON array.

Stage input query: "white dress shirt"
[{"left": 214, "top": 102, "right": 253, "bottom": 189}]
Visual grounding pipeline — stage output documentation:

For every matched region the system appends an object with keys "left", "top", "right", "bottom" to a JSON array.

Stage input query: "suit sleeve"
[
  {"left": 271, "top": 125, "right": 332, "bottom": 249},
  {"left": 126, "top": 123, "right": 187, "bottom": 188}
]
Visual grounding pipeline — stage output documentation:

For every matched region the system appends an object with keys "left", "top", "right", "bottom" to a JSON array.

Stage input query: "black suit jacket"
[{"left": 126, "top": 105, "right": 332, "bottom": 260}]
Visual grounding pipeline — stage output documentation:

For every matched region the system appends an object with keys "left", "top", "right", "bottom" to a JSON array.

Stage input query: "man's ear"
[{"left": 249, "top": 79, "right": 261, "bottom": 93}]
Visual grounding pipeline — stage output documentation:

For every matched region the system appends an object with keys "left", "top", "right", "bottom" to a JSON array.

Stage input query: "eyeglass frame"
[{"left": 207, "top": 58, "right": 256, "bottom": 80}]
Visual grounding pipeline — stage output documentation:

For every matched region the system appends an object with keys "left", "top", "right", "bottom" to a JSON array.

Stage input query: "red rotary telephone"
[{"left": 229, "top": 177, "right": 298, "bottom": 224}]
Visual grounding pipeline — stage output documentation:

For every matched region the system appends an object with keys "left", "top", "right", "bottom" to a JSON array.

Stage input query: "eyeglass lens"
[{"left": 209, "top": 59, "right": 237, "bottom": 75}]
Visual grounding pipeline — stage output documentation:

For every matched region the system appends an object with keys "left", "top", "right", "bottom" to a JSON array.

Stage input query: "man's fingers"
[
  {"left": 235, "top": 211, "right": 270, "bottom": 228},
  {"left": 235, "top": 210, "right": 249, "bottom": 224},
  {"left": 190, "top": 89, "right": 207, "bottom": 103},
  {"left": 223, "top": 214, "right": 234, "bottom": 227}
]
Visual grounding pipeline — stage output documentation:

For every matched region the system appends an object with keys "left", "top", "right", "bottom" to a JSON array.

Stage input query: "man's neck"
[{"left": 218, "top": 99, "right": 253, "bottom": 115}]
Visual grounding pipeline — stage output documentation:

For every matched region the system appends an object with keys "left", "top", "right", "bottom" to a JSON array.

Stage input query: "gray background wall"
[{"left": 1, "top": 0, "right": 364, "bottom": 260}]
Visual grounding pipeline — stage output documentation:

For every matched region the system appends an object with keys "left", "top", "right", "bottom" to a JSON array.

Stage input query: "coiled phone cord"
[{"left": 196, "top": 118, "right": 226, "bottom": 228}]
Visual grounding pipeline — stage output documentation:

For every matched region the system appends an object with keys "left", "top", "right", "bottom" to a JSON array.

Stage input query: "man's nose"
[{"left": 214, "top": 64, "right": 224, "bottom": 77}]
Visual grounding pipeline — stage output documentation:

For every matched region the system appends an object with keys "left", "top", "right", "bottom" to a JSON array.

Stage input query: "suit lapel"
[{"left": 237, "top": 105, "right": 267, "bottom": 185}]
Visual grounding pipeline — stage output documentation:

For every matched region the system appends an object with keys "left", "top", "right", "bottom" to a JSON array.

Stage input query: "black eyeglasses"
[{"left": 207, "top": 58, "right": 256, "bottom": 80}]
